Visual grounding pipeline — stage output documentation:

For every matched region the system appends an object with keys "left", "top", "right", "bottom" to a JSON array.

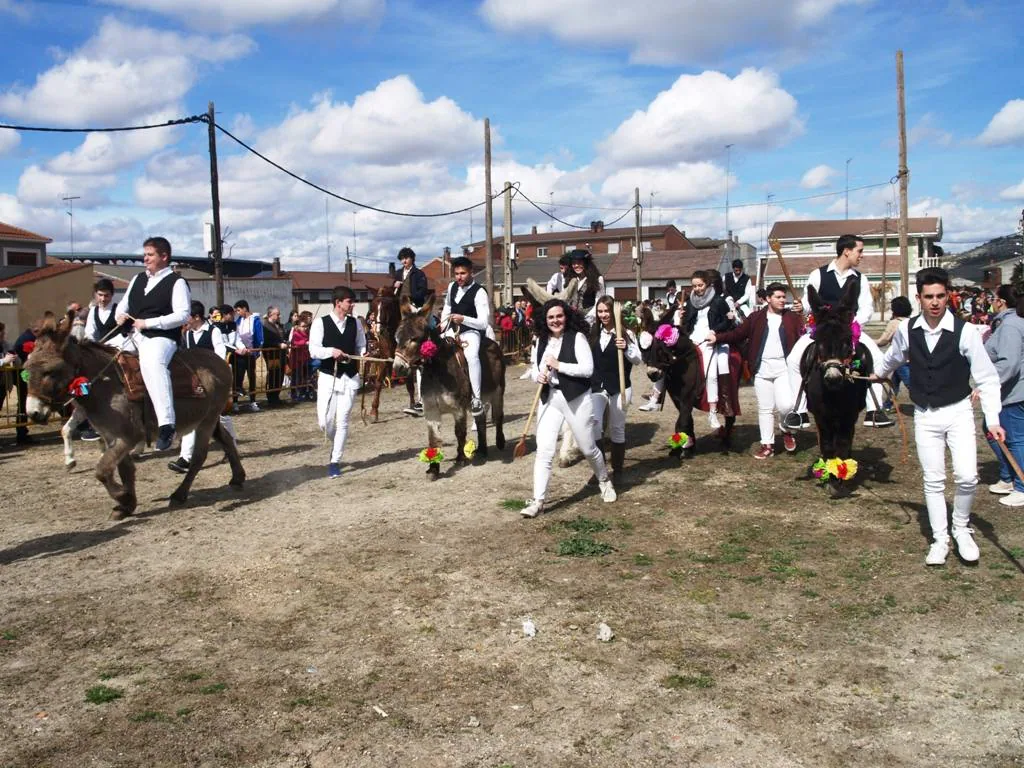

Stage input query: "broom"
[{"left": 514, "top": 377, "right": 545, "bottom": 459}]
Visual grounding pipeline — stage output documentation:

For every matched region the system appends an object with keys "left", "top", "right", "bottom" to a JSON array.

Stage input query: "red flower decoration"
[
  {"left": 425, "top": 447, "right": 439, "bottom": 460},
  {"left": 22, "top": 340, "right": 35, "bottom": 354},
  {"left": 836, "top": 462, "right": 849, "bottom": 480},
  {"left": 420, "top": 340, "right": 438, "bottom": 360}
]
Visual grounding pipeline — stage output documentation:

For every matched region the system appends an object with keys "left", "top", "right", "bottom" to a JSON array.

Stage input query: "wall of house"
[
  {"left": 187, "top": 278, "right": 295, "bottom": 315},
  {"left": 0, "top": 238, "right": 46, "bottom": 268},
  {"left": 15, "top": 268, "right": 94, "bottom": 330}
]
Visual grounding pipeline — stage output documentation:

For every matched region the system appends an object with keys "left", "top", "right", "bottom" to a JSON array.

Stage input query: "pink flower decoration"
[
  {"left": 654, "top": 324, "right": 679, "bottom": 347},
  {"left": 419, "top": 339, "right": 439, "bottom": 360},
  {"left": 850, "top": 320, "right": 861, "bottom": 347}
]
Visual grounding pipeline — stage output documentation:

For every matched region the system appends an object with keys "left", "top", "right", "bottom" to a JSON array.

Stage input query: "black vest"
[
  {"left": 91, "top": 305, "right": 118, "bottom": 341},
  {"left": 724, "top": 272, "right": 749, "bottom": 302},
  {"left": 591, "top": 332, "right": 632, "bottom": 396},
  {"left": 319, "top": 315, "right": 358, "bottom": 378},
  {"left": 126, "top": 272, "right": 184, "bottom": 341},
  {"left": 816, "top": 265, "right": 859, "bottom": 305},
  {"left": 909, "top": 315, "right": 972, "bottom": 410},
  {"left": 449, "top": 282, "right": 482, "bottom": 318},
  {"left": 537, "top": 331, "right": 591, "bottom": 404},
  {"left": 183, "top": 324, "right": 214, "bottom": 351}
]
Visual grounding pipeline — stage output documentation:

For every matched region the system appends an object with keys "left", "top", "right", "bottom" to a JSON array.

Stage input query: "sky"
[{"left": 0, "top": 0, "right": 1021, "bottom": 272}]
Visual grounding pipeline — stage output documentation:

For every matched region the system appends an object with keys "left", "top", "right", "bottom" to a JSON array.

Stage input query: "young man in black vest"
[
  {"left": 309, "top": 286, "right": 366, "bottom": 479},
  {"left": 785, "top": 234, "right": 893, "bottom": 428},
  {"left": 85, "top": 278, "right": 123, "bottom": 346},
  {"left": 874, "top": 267, "right": 1003, "bottom": 566},
  {"left": 723, "top": 259, "right": 755, "bottom": 320},
  {"left": 441, "top": 256, "right": 492, "bottom": 417},
  {"left": 114, "top": 236, "right": 191, "bottom": 450},
  {"left": 169, "top": 301, "right": 238, "bottom": 474},
  {"left": 393, "top": 246, "right": 429, "bottom": 307}
]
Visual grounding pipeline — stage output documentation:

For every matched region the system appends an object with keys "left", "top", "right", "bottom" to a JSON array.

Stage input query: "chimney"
[
  {"left": 590, "top": 220, "right": 605, "bottom": 233},
  {"left": 272, "top": 257, "right": 281, "bottom": 277},
  {"left": 531, "top": 225, "right": 537, "bottom": 235},
  {"left": 388, "top": 262, "right": 396, "bottom": 279}
]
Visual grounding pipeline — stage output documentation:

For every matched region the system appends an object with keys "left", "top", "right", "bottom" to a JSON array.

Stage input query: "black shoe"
[
  {"left": 156, "top": 424, "right": 176, "bottom": 451},
  {"left": 79, "top": 428, "right": 101, "bottom": 442},
  {"left": 15, "top": 431, "right": 33, "bottom": 445},
  {"left": 168, "top": 457, "right": 190, "bottom": 474},
  {"left": 864, "top": 409, "right": 894, "bottom": 427}
]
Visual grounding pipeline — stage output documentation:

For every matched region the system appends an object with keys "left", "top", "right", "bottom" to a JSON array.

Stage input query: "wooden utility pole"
[
  {"left": 896, "top": 51, "right": 910, "bottom": 298},
  {"left": 502, "top": 181, "right": 513, "bottom": 306},
  {"left": 483, "top": 119, "right": 494, "bottom": 307},
  {"left": 881, "top": 217, "right": 889, "bottom": 321},
  {"left": 207, "top": 101, "right": 224, "bottom": 306},
  {"left": 633, "top": 187, "right": 643, "bottom": 300}
]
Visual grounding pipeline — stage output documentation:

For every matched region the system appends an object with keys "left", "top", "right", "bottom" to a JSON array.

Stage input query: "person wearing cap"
[
  {"left": 567, "top": 249, "right": 605, "bottom": 323},
  {"left": 546, "top": 254, "right": 574, "bottom": 296},
  {"left": 724, "top": 259, "right": 756, "bottom": 321},
  {"left": 168, "top": 300, "right": 239, "bottom": 475},
  {"left": 441, "top": 256, "right": 493, "bottom": 416}
]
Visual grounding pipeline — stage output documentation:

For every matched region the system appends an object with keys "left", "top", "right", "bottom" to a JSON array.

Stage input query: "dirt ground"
[{"left": 1, "top": 366, "right": 1023, "bottom": 768}]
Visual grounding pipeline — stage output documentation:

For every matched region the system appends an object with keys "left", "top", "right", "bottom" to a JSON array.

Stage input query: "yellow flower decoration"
[{"left": 463, "top": 439, "right": 476, "bottom": 459}]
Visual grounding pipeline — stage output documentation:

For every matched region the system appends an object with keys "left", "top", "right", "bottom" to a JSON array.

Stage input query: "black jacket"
[
  {"left": 681, "top": 295, "right": 732, "bottom": 335},
  {"left": 397, "top": 266, "right": 429, "bottom": 306}
]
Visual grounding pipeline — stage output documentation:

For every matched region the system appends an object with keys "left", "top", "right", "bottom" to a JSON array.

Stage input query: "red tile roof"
[
  {"left": 0, "top": 221, "right": 53, "bottom": 243},
  {"left": 769, "top": 218, "right": 941, "bottom": 241},
  {"left": 0, "top": 260, "right": 88, "bottom": 288}
]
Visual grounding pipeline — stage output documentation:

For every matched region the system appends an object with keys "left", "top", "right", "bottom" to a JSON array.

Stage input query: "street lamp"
[
  {"left": 725, "top": 144, "right": 734, "bottom": 239},
  {"left": 62, "top": 194, "right": 81, "bottom": 257}
]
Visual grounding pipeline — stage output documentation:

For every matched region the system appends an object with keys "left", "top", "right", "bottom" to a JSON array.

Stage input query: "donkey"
[
  {"left": 800, "top": 281, "right": 871, "bottom": 491},
  {"left": 361, "top": 286, "right": 416, "bottom": 421},
  {"left": 637, "top": 305, "right": 704, "bottom": 459},
  {"left": 392, "top": 295, "right": 506, "bottom": 478},
  {"left": 23, "top": 314, "right": 244, "bottom": 518}
]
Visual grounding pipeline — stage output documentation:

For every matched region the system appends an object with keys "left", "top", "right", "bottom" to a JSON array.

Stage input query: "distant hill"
[{"left": 946, "top": 234, "right": 1022, "bottom": 270}]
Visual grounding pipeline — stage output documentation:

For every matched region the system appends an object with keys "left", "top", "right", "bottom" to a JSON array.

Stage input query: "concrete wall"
[
  {"left": 16, "top": 267, "right": 94, "bottom": 331},
  {"left": 187, "top": 278, "right": 295, "bottom": 316}
]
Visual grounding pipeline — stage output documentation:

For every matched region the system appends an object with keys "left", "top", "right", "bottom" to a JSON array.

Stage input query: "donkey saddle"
[{"left": 116, "top": 351, "right": 207, "bottom": 403}]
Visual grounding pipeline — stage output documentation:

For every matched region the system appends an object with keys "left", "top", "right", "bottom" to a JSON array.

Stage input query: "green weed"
[
  {"left": 85, "top": 685, "right": 123, "bottom": 704},
  {"left": 662, "top": 673, "right": 714, "bottom": 690},
  {"left": 558, "top": 535, "right": 613, "bottom": 557}
]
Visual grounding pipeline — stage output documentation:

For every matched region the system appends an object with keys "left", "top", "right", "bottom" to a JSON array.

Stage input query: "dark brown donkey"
[
  {"left": 361, "top": 285, "right": 416, "bottom": 421},
  {"left": 392, "top": 295, "right": 506, "bottom": 478},
  {"left": 24, "top": 314, "right": 244, "bottom": 518}
]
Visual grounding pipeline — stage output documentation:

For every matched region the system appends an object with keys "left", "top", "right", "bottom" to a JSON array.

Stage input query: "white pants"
[
  {"left": 695, "top": 341, "right": 729, "bottom": 410},
  {"left": 786, "top": 332, "right": 886, "bottom": 413},
  {"left": 316, "top": 371, "right": 361, "bottom": 463},
  {"left": 534, "top": 389, "right": 608, "bottom": 501},
  {"left": 914, "top": 398, "right": 978, "bottom": 541},
  {"left": 180, "top": 415, "right": 237, "bottom": 461},
  {"left": 592, "top": 387, "right": 632, "bottom": 444},
  {"left": 754, "top": 357, "right": 794, "bottom": 445},
  {"left": 127, "top": 333, "right": 177, "bottom": 426},
  {"left": 446, "top": 329, "right": 481, "bottom": 399}
]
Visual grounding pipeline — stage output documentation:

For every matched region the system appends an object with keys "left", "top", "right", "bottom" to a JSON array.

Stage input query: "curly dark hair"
[{"left": 533, "top": 298, "right": 589, "bottom": 343}]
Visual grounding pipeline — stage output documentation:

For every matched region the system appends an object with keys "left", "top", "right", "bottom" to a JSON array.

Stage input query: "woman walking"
[{"left": 589, "top": 296, "right": 641, "bottom": 475}]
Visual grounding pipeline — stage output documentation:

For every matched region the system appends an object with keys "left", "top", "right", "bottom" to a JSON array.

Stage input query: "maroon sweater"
[{"left": 713, "top": 308, "right": 804, "bottom": 376}]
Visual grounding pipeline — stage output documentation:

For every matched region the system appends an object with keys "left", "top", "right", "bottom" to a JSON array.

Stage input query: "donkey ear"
[
  {"left": 399, "top": 295, "right": 415, "bottom": 317},
  {"left": 806, "top": 285, "right": 822, "bottom": 314},
  {"left": 419, "top": 293, "right": 436, "bottom": 318}
]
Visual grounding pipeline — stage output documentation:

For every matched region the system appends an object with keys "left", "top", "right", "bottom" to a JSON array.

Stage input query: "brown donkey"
[
  {"left": 361, "top": 285, "right": 416, "bottom": 421},
  {"left": 23, "top": 314, "right": 244, "bottom": 518},
  {"left": 392, "top": 295, "right": 506, "bottom": 478}
]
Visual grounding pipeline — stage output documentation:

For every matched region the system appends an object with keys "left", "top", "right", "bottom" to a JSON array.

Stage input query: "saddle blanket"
[{"left": 116, "top": 352, "right": 207, "bottom": 403}]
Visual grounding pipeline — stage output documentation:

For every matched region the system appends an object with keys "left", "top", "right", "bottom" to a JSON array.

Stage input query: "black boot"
[{"left": 611, "top": 442, "right": 625, "bottom": 475}]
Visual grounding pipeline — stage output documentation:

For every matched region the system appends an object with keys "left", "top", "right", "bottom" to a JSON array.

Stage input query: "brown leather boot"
[{"left": 611, "top": 442, "right": 625, "bottom": 475}]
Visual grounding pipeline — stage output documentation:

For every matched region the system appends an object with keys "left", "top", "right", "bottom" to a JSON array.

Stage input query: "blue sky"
[{"left": 0, "top": 0, "right": 1021, "bottom": 271}]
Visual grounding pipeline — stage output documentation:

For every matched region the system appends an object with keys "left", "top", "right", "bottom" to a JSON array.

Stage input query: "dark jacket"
[
  {"left": 397, "top": 265, "right": 429, "bottom": 306},
  {"left": 681, "top": 295, "right": 732, "bottom": 335},
  {"left": 713, "top": 307, "right": 804, "bottom": 376}
]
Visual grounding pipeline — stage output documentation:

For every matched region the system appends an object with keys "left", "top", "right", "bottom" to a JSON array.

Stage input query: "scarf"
[{"left": 688, "top": 287, "right": 716, "bottom": 311}]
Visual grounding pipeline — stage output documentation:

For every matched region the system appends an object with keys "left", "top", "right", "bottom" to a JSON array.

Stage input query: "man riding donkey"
[
  {"left": 393, "top": 246, "right": 429, "bottom": 417},
  {"left": 114, "top": 236, "right": 190, "bottom": 451},
  {"left": 441, "top": 256, "right": 494, "bottom": 417}
]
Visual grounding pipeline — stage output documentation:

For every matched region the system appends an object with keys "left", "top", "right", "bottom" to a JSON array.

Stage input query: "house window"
[
  {"left": 607, "top": 243, "right": 620, "bottom": 255},
  {"left": 537, "top": 247, "right": 548, "bottom": 258},
  {"left": 813, "top": 242, "right": 833, "bottom": 252},
  {"left": 563, "top": 244, "right": 576, "bottom": 254},
  {"left": 641, "top": 241, "right": 652, "bottom": 252},
  {"left": 6, "top": 250, "right": 38, "bottom": 267}
]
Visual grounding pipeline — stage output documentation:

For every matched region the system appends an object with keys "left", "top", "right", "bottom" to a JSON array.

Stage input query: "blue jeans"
[
  {"left": 884, "top": 364, "right": 910, "bottom": 410},
  {"left": 986, "top": 401, "right": 1024, "bottom": 491}
]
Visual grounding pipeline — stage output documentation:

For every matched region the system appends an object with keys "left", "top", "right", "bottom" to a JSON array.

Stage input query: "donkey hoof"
[
  {"left": 229, "top": 476, "right": 245, "bottom": 489},
  {"left": 109, "top": 504, "right": 134, "bottom": 520},
  {"left": 169, "top": 489, "right": 189, "bottom": 505},
  {"left": 426, "top": 463, "right": 440, "bottom": 480},
  {"left": 65, "top": 460, "right": 77, "bottom": 471}
]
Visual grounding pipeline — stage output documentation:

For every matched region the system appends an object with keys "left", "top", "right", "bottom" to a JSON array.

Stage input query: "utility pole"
[
  {"left": 764, "top": 193, "right": 775, "bottom": 266},
  {"left": 352, "top": 210, "right": 357, "bottom": 264},
  {"left": 549, "top": 192, "right": 554, "bottom": 232},
  {"left": 345, "top": 246, "right": 352, "bottom": 286},
  {"left": 881, "top": 213, "right": 889, "bottom": 321},
  {"left": 325, "top": 198, "right": 331, "bottom": 272},
  {"left": 725, "top": 143, "right": 734, "bottom": 242},
  {"left": 845, "top": 158, "right": 852, "bottom": 220},
  {"left": 634, "top": 187, "right": 643, "bottom": 301},
  {"left": 896, "top": 51, "right": 910, "bottom": 298},
  {"left": 484, "top": 118, "right": 494, "bottom": 307},
  {"left": 207, "top": 101, "right": 224, "bottom": 306},
  {"left": 503, "top": 180, "right": 513, "bottom": 306},
  {"left": 62, "top": 194, "right": 80, "bottom": 257}
]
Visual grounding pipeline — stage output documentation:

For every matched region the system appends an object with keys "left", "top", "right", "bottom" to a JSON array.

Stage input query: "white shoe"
[
  {"left": 708, "top": 411, "right": 722, "bottom": 430},
  {"left": 989, "top": 480, "right": 1014, "bottom": 494},
  {"left": 248, "top": 401, "right": 260, "bottom": 412},
  {"left": 999, "top": 490, "right": 1024, "bottom": 507},
  {"left": 638, "top": 400, "right": 661, "bottom": 413},
  {"left": 518, "top": 370, "right": 532, "bottom": 380},
  {"left": 951, "top": 527, "right": 980, "bottom": 563},
  {"left": 599, "top": 479, "right": 617, "bottom": 503},
  {"left": 925, "top": 537, "right": 950, "bottom": 566},
  {"left": 520, "top": 499, "right": 544, "bottom": 518}
]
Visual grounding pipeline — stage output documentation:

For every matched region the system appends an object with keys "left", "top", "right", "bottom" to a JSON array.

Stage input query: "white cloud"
[
  {"left": 800, "top": 164, "right": 837, "bottom": 189},
  {"left": 999, "top": 179, "right": 1024, "bottom": 201},
  {"left": 908, "top": 112, "right": 953, "bottom": 147},
  {"left": 977, "top": 99, "right": 1024, "bottom": 147},
  {"left": 909, "top": 197, "right": 1017, "bottom": 246},
  {"left": 598, "top": 69, "right": 802, "bottom": 168},
  {"left": 0, "top": 129, "right": 19, "bottom": 156},
  {"left": 480, "top": 0, "right": 862, "bottom": 65},
  {"left": 0, "top": 17, "right": 253, "bottom": 125},
  {"left": 16, "top": 165, "right": 116, "bottom": 208},
  {"left": 601, "top": 162, "right": 727, "bottom": 206},
  {"left": 46, "top": 109, "right": 184, "bottom": 175},
  {"left": 99, "top": 0, "right": 382, "bottom": 28}
]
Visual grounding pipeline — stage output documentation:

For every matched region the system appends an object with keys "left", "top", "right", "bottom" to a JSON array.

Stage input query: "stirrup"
[{"left": 782, "top": 411, "right": 804, "bottom": 431}]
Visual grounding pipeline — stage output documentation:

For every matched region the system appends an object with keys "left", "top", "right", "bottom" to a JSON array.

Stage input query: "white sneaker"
[
  {"left": 999, "top": 490, "right": 1024, "bottom": 507},
  {"left": 248, "top": 401, "right": 260, "bottom": 412},
  {"left": 520, "top": 499, "right": 544, "bottom": 518},
  {"left": 518, "top": 370, "right": 532, "bottom": 380},
  {"left": 925, "top": 537, "right": 950, "bottom": 566},
  {"left": 708, "top": 411, "right": 722, "bottom": 430},
  {"left": 951, "top": 527, "right": 980, "bottom": 563},
  {"left": 638, "top": 400, "right": 661, "bottom": 413},
  {"left": 989, "top": 480, "right": 1014, "bottom": 495},
  {"left": 599, "top": 479, "right": 617, "bottom": 503}
]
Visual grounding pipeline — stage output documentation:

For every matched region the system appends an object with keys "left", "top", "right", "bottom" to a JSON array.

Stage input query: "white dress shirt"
[
  {"left": 309, "top": 313, "right": 367, "bottom": 361},
  {"left": 84, "top": 303, "right": 116, "bottom": 341},
  {"left": 115, "top": 267, "right": 190, "bottom": 330},
  {"left": 530, "top": 332, "right": 594, "bottom": 385},
  {"left": 186, "top": 322, "right": 228, "bottom": 359},
  {"left": 803, "top": 260, "right": 874, "bottom": 326},
  {"left": 441, "top": 281, "right": 491, "bottom": 333}
]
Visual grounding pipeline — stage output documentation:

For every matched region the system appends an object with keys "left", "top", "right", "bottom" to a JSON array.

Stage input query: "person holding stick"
[
  {"left": 981, "top": 284, "right": 1024, "bottom": 506},
  {"left": 872, "top": 267, "right": 1002, "bottom": 566},
  {"left": 309, "top": 286, "right": 366, "bottom": 479},
  {"left": 589, "top": 296, "right": 641, "bottom": 476},
  {"left": 519, "top": 299, "right": 616, "bottom": 518}
]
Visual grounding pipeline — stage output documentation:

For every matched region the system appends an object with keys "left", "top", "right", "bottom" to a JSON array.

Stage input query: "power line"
[
  {"left": 653, "top": 181, "right": 895, "bottom": 212},
  {"left": 0, "top": 116, "right": 205, "bottom": 133}
]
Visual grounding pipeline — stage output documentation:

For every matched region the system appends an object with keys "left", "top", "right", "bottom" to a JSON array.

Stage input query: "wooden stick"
[
  {"left": 514, "top": 380, "right": 545, "bottom": 459},
  {"left": 768, "top": 238, "right": 798, "bottom": 299},
  {"left": 613, "top": 301, "right": 627, "bottom": 410},
  {"left": 996, "top": 437, "right": 1024, "bottom": 488}
]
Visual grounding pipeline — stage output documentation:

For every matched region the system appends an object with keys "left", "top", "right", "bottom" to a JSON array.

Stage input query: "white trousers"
[
  {"left": 316, "top": 371, "right": 361, "bottom": 463},
  {"left": 180, "top": 415, "right": 237, "bottom": 461},
  {"left": 754, "top": 357, "right": 794, "bottom": 445},
  {"left": 534, "top": 389, "right": 607, "bottom": 501},
  {"left": 592, "top": 387, "right": 632, "bottom": 444},
  {"left": 695, "top": 341, "right": 728, "bottom": 410},
  {"left": 446, "top": 329, "right": 481, "bottom": 399},
  {"left": 786, "top": 332, "right": 886, "bottom": 413},
  {"left": 128, "top": 333, "right": 178, "bottom": 426},
  {"left": 914, "top": 398, "right": 978, "bottom": 541}
]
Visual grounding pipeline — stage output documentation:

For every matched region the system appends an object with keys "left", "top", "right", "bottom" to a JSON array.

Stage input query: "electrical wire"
[{"left": 0, "top": 116, "right": 205, "bottom": 133}]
